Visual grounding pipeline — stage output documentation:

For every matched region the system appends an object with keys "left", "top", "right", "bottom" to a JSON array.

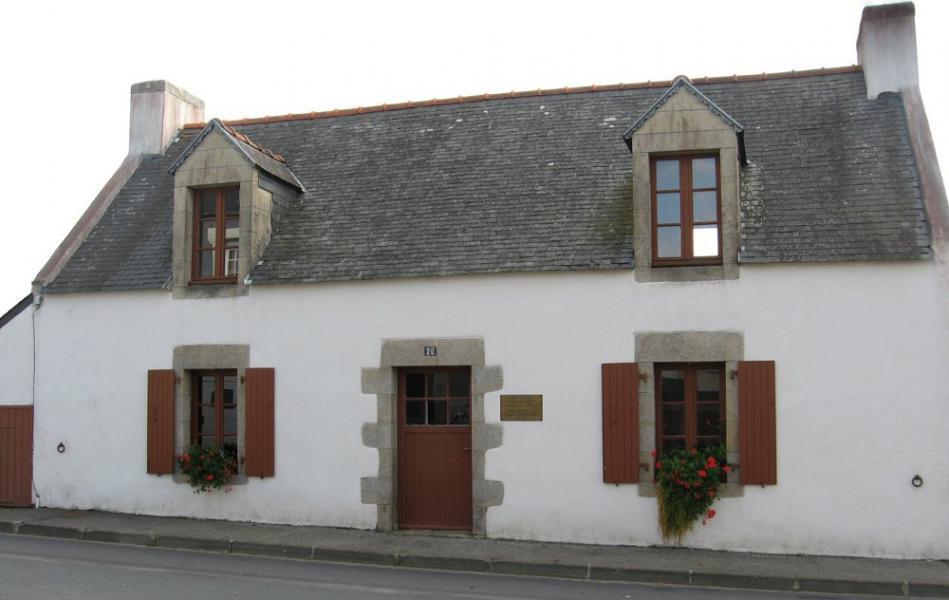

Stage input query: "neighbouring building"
[{"left": 1, "top": 2, "right": 947, "bottom": 559}]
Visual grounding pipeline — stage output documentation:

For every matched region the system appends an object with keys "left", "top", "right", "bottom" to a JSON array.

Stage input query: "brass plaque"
[{"left": 500, "top": 395, "right": 543, "bottom": 421}]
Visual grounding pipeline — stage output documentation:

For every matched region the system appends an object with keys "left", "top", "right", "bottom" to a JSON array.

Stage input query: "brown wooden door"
[
  {"left": 0, "top": 406, "right": 33, "bottom": 507},
  {"left": 397, "top": 367, "right": 472, "bottom": 531}
]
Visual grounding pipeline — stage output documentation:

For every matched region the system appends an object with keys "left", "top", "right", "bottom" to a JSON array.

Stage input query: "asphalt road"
[{"left": 0, "top": 534, "right": 890, "bottom": 600}]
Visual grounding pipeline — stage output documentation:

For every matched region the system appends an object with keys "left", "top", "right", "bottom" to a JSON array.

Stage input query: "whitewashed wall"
[
  {"left": 0, "top": 301, "right": 34, "bottom": 406},
  {"left": 29, "top": 260, "right": 949, "bottom": 559}
]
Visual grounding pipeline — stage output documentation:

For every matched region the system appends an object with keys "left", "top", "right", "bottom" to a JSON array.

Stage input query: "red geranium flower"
[
  {"left": 707, "top": 509, "right": 716, "bottom": 519},
  {"left": 706, "top": 456, "right": 717, "bottom": 468},
  {"left": 697, "top": 469, "right": 707, "bottom": 478},
  {"left": 655, "top": 461, "right": 662, "bottom": 470},
  {"left": 205, "top": 474, "right": 214, "bottom": 481}
]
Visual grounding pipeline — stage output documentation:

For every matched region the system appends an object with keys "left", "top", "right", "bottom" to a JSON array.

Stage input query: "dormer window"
[
  {"left": 192, "top": 187, "right": 240, "bottom": 282},
  {"left": 651, "top": 155, "right": 721, "bottom": 265}
]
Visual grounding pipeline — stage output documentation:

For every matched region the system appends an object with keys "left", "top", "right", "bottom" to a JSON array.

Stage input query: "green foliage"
[
  {"left": 655, "top": 445, "right": 730, "bottom": 541},
  {"left": 177, "top": 445, "right": 237, "bottom": 493}
]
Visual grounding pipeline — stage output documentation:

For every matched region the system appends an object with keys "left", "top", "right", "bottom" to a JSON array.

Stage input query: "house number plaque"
[
  {"left": 423, "top": 346, "right": 437, "bottom": 356},
  {"left": 500, "top": 395, "right": 543, "bottom": 421}
]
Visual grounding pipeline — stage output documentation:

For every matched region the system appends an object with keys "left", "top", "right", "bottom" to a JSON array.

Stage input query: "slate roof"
[{"left": 45, "top": 68, "right": 931, "bottom": 293}]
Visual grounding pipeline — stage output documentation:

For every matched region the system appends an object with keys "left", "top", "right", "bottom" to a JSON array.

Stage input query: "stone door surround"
[{"left": 361, "top": 337, "right": 503, "bottom": 536}]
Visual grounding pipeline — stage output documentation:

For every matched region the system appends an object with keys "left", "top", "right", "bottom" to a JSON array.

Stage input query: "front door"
[{"left": 397, "top": 367, "right": 472, "bottom": 531}]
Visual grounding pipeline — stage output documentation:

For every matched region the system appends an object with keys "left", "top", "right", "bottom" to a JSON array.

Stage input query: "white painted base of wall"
[{"left": 21, "top": 262, "right": 949, "bottom": 559}]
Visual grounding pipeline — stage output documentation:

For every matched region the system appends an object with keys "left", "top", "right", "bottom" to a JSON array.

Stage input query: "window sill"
[
  {"left": 189, "top": 278, "right": 238, "bottom": 286},
  {"left": 651, "top": 258, "right": 723, "bottom": 268},
  {"left": 172, "top": 473, "right": 249, "bottom": 487},
  {"left": 173, "top": 280, "right": 248, "bottom": 299},
  {"left": 636, "top": 481, "right": 744, "bottom": 498}
]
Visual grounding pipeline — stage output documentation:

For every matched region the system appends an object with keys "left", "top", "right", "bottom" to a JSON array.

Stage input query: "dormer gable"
[
  {"left": 623, "top": 76, "right": 746, "bottom": 164},
  {"left": 169, "top": 119, "right": 301, "bottom": 299},
  {"left": 170, "top": 119, "right": 304, "bottom": 191}
]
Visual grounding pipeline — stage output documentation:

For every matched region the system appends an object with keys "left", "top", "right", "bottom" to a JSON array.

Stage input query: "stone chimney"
[
  {"left": 856, "top": 2, "right": 919, "bottom": 99},
  {"left": 129, "top": 80, "right": 204, "bottom": 155}
]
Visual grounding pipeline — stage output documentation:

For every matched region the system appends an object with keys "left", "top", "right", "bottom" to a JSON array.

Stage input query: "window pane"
[
  {"left": 693, "top": 191, "right": 718, "bottom": 223},
  {"left": 660, "top": 370, "right": 685, "bottom": 402},
  {"left": 223, "top": 375, "right": 237, "bottom": 405},
  {"left": 201, "top": 221, "right": 217, "bottom": 248},
  {"left": 428, "top": 373, "right": 449, "bottom": 398},
  {"left": 697, "top": 403, "right": 722, "bottom": 437},
  {"left": 449, "top": 372, "right": 469, "bottom": 398},
  {"left": 224, "top": 248, "right": 239, "bottom": 277},
  {"left": 225, "top": 188, "right": 240, "bottom": 214},
  {"left": 696, "top": 369, "right": 721, "bottom": 402},
  {"left": 223, "top": 405, "right": 237, "bottom": 435},
  {"left": 222, "top": 438, "right": 238, "bottom": 460},
  {"left": 199, "top": 406, "right": 215, "bottom": 436},
  {"left": 427, "top": 400, "right": 447, "bottom": 424},
  {"left": 200, "top": 376, "right": 216, "bottom": 404},
  {"left": 405, "top": 374, "right": 425, "bottom": 398},
  {"left": 200, "top": 436, "right": 217, "bottom": 450},
  {"left": 657, "top": 227, "right": 681, "bottom": 258},
  {"left": 406, "top": 400, "right": 425, "bottom": 424},
  {"left": 693, "top": 225, "right": 719, "bottom": 257},
  {"left": 225, "top": 218, "right": 239, "bottom": 246},
  {"left": 656, "top": 160, "right": 679, "bottom": 191},
  {"left": 662, "top": 403, "right": 685, "bottom": 436},
  {"left": 199, "top": 191, "right": 216, "bottom": 217},
  {"left": 656, "top": 193, "right": 680, "bottom": 225},
  {"left": 662, "top": 438, "right": 685, "bottom": 453},
  {"left": 448, "top": 399, "right": 470, "bottom": 425},
  {"left": 698, "top": 437, "right": 723, "bottom": 451},
  {"left": 199, "top": 250, "right": 215, "bottom": 277},
  {"left": 692, "top": 157, "right": 716, "bottom": 189}
]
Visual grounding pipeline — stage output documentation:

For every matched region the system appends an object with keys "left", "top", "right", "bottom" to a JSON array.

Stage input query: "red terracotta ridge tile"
[{"left": 181, "top": 65, "right": 861, "bottom": 130}]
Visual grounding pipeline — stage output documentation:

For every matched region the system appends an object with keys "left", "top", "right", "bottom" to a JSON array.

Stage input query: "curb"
[{"left": 2, "top": 520, "right": 947, "bottom": 598}]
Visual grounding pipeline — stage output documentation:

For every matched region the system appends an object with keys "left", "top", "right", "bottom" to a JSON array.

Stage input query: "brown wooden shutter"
[
  {"left": 738, "top": 360, "right": 777, "bottom": 485},
  {"left": 146, "top": 370, "right": 176, "bottom": 475},
  {"left": 0, "top": 406, "right": 34, "bottom": 507},
  {"left": 245, "top": 368, "right": 275, "bottom": 477},
  {"left": 602, "top": 363, "right": 639, "bottom": 483}
]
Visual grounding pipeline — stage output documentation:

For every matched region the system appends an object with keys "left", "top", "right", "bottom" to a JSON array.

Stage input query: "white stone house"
[{"left": 1, "top": 2, "right": 947, "bottom": 559}]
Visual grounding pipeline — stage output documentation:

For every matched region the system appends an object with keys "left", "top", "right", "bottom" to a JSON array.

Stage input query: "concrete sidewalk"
[{"left": 1, "top": 508, "right": 946, "bottom": 597}]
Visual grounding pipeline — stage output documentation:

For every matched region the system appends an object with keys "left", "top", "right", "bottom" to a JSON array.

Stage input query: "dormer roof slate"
[
  {"left": 44, "top": 68, "right": 932, "bottom": 293},
  {"left": 169, "top": 118, "right": 304, "bottom": 190}
]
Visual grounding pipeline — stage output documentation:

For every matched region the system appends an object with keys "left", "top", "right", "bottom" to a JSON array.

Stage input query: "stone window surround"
[
  {"left": 360, "top": 337, "right": 504, "bottom": 536},
  {"left": 172, "top": 344, "right": 250, "bottom": 485},
  {"left": 630, "top": 90, "right": 741, "bottom": 282},
  {"left": 633, "top": 331, "right": 744, "bottom": 497}
]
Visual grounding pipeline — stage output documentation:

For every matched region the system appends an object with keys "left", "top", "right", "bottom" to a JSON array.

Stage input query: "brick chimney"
[
  {"left": 856, "top": 2, "right": 919, "bottom": 99},
  {"left": 129, "top": 80, "right": 204, "bottom": 155}
]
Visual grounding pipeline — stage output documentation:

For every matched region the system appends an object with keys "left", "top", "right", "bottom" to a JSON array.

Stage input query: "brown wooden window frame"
[
  {"left": 650, "top": 154, "right": 722, "bottom": 266},
  {"left": 654, "top": 363, "right": 726, "bottom": 456},
  {"left": 191, "top": 186, "right": 240, "bottom": 283},
  {"left": 190, "top": 370, "right": 239, "bottom": 462},
  {"left": 399, "top": 367, "right": 472, "bottom": 428}
]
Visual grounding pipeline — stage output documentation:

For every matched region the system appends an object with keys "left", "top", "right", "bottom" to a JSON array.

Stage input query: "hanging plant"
[
  {"left": 177, "top": 444, "right": 237, "bottom": 493},
  {"left": 654, "top": 445, "right": 730, "bottom": 542}
]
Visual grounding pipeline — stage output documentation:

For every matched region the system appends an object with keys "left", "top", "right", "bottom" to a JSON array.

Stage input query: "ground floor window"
[
  {"left": 190, "top": 370, "right": 238, "bottom": 460},
  {"left": 655, "top": 363, "right": 725, "bottom": 454}
]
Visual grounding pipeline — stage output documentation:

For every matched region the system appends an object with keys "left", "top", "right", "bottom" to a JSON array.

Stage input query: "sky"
[{"left": 0, "top": 0, "right": 946, "bottom": 311}]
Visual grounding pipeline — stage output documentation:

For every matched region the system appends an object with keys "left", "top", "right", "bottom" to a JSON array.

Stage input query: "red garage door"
[{"left": 0, "top": 406, "right": 33, "bottom": 507}]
